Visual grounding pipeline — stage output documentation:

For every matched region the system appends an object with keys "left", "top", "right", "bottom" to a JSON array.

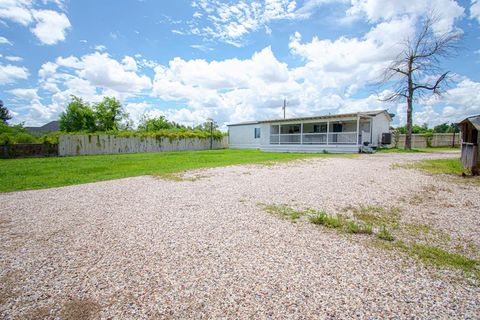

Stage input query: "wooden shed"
[{"left": 458, "top": 115, "right": 480, "bottom": 175}]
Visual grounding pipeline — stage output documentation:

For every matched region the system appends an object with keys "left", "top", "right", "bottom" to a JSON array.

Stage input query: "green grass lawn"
[
  {"left": 0, "top": 149, "right": 353, "bottom": 193},
  {"left": 414, "top": 158, "right": 466, "bottom": 175},
  {"left": 396, "top": 158, "right": 480, "bottom": 185},
  {"left": 377, "top": 147, "right": 460, "bottom": 153}
]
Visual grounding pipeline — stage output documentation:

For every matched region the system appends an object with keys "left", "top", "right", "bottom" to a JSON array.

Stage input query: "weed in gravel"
[
  {"left": 350, "top": 205, "right": 400, "bottom": 227},
  {"left": 308, "top": 211, "right": 328, "bottom": 225},
  {"left": 260, "top": 204, "right": 304, "bottom": 222},
  {"left": 377, "top": 226, "right": 395, "bottom": 241},
  {"left": 398, "top": 241, "right": 480, "bottom": 279},
  {"left": 61, "top": 298, "right": 101, "bottom": 320},
  {"left": 308, "top": 211, "right": 342, "bottom": 228},
  {"left": 346, "top": 221, "right": 373, "bottom": 234}
]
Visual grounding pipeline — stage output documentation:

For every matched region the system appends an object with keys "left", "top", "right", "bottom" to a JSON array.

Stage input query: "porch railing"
[{"left": 270, "top": 132, "right": 357, "bottom": 145}]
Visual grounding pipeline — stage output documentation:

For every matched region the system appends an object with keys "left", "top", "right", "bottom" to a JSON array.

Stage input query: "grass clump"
[
  {"left": 346, "top": 221, "right": 373, "bottom": 234},
  {"left": 351, "top": 205, "right": 400, "bottom": 227},
  {"left": 308, "top": 211, "right": 342, "bottom": 228},
  {"left": 261, "top": 204, "right": 304, "bottom": 222},
  {"left": 377, "top": 226, "right": 395, "bottom": 241}
]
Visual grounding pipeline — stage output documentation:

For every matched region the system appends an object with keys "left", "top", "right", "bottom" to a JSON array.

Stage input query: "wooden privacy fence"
[
  {"left": 59, "top": 134, "right": 229, "bottom": 156},
  {"left": 391, "top": 133, "right": 460, "bottom": 148},
  {"left": 0, "top": 143, "right": 58, "bottom": 159}
]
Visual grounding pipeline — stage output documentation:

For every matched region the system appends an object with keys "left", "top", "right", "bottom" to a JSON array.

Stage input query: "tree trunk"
[
  {"left": 405, "top": 58, "right": 414, "bottom": 150},
  {"left": 405, "top": 97, "right": 413, "bottom": 149}
]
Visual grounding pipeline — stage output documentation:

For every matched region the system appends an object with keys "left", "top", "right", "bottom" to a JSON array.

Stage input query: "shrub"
[
  {"left": 0, "top": 133, "right": 14, "bottom": 144},
  {"left": 13, "top": 133, "right": 38, "bottom": 144}
]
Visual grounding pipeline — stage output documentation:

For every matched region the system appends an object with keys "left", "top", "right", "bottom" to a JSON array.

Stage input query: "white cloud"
[
  {"left": 189, "top": 0, "right": 335, "bottom": 46},
  {"left": 121, "top": 56, "right": 138, "bottom": 72},
  {"left": 0, "top": 64, "right": 29, "bottom": 84},
  {"left": 78, "top": 52, "right": 151, "bottom": 93},
  {"left": 56, "top": 55, "right": 82, "bottom": 68},
  {"left": 30, "top": 9, "right": 71, "bottom": 45},
  {"left": 95, "top": 44, "right": 107, "bottom": 51},
  {"left": 9, "top": 88, "right": 39, "bottom": 100},
  {"left": 5, "top": 55, "right": 23, "bottom": 62},
  {"left": 289, "top": 16, "right": 414, "bottom": 90},
  {"left": 471, "top": 0, "right": 480, "bottom": 23},
  {"left": 0, "top": 1, "right": 71, "bottom": 45},
  {"left": 0, "top": 0, "right": 33, "bottom": 26},
  {"left": 346, "top": 0, "right": 464, "bottom": 33},
  {"left": 0, "top": 36, "right": 11, "bottom": 44}
]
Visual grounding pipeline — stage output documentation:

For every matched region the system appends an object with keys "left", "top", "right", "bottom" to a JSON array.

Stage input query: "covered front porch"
[{"left": 268, "top": 116, "right": 373, "bottom": 147}]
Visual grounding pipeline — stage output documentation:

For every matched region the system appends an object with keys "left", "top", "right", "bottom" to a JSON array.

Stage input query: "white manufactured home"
[{"left": 227, "top": 110, "right": 393, "bottom": 153}]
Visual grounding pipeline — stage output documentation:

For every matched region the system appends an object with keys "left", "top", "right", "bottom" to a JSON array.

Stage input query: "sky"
[{"left": 0, "top": 0, "right": 479, "bottom": 129}]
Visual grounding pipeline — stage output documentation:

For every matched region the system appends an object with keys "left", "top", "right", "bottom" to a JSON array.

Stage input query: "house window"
[
  {"left": 254, "top": 127, "right": 261, "bottom": 139},
  {"left": 313, "top": 124, "right": 327, "bottom": 133}
]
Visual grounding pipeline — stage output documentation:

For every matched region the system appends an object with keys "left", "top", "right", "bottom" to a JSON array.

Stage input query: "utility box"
[{"left": 381, "top": 133, "right": 392, "bottom": 145}]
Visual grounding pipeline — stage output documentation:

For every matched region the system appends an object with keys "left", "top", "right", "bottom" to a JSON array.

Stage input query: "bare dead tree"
[{"left": 380, "top": 15, "right": 462, "bottom": 149}]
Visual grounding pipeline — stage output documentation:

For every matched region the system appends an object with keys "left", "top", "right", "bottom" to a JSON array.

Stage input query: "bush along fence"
[
  {"left": 1, "top": 143, "right": 58, "bottom": 159},
  {"left": 59, "top": 134, "right": 229, "bottom": 156},
  {"left": 390, "top": 133, "right": 460, "bottom": 149}
]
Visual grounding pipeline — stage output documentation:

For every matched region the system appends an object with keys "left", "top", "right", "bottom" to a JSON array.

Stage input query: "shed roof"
[
  {"left": 458, "top": 115, "right": 480, "bottom": 130},
  {"left": 227, "top": 110, "right": 392, "bottom": 127}
]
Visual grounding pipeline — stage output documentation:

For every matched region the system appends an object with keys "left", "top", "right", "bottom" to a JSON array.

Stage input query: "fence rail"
[
  {"left": 269, "top": 132, "right": 358, "bottom": 145},
  {"left": 391, "top": 133, "right": 460, "bottom": 148},
  {"left": 0, "top": 143, "right": 58, "bottom": 159}
]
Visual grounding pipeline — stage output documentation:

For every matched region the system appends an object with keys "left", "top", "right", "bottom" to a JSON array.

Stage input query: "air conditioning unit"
[{"left": 381, "top": 133, "right": 392, "bottom": 145}]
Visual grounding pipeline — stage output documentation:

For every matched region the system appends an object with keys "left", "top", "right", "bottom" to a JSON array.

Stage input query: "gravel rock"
[{"left": 0, "top": 151, "right": 479, "bottom": 319}]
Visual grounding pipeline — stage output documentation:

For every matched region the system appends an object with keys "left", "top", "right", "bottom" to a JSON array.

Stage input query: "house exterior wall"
[
  {"left": 228, "top": 123, "right": 263, "bottom": 149},
  {"left": 227, "top": 111, "right": 392, "bottom": 153},
  {"left": 371, "top": 112, "right": 391, "bottom": 146}
]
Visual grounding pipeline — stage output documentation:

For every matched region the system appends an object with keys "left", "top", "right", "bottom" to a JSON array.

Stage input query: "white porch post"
[
  {"left": 356, "top": 114, "right": 360, "bottom": 146},
  {"left": 326, "top": 120, "right": 330, "bottom": 145},
  {"left": 278, "top": 124, "right": 281, "bottom": 144},
  {"left": 300, "top": 122, "right": 303, "bottom": 145}
]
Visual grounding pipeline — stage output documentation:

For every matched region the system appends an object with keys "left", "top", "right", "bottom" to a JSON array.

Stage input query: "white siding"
[
  {"left": 228, "top": 123, "right": 262, "bottom": 149},
  {"left": 371, "top": 113, "right": 390, "bottom": 146},
  {"left": 227, "top": 111, "right": 392, "bottom": 153}
]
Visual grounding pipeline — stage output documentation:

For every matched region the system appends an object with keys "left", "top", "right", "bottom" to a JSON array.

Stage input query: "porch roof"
[{"left": 227, "top": 109, "right": 392, "bottom": 127}]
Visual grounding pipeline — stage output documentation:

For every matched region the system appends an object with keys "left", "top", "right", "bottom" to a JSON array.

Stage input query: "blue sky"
[{"left": 1, "top": 0, "right": 480, "bottom": 128}]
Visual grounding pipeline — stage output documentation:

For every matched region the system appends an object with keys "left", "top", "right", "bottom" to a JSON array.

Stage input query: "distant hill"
[{"left": 25, "top": 121, "right": 59, "bottom": 133}]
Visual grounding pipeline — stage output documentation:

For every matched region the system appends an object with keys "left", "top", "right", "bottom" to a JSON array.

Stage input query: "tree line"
[
  {"left": 0, "top": 96, "right": 221, "bottom": 145},
  {"left": 59, "top": 96, "right": 219, "bottom": 133},
  {"left": 395, "top": 123, "right": 459, "bottom": 134}
]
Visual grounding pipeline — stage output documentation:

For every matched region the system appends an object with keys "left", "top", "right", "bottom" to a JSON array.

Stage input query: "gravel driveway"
[{"left": 1, "top": 151, "right": 479, "bottom": 319}]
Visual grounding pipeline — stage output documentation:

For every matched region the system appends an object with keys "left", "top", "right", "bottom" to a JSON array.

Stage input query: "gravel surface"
[{"left": 1, "top": 151, "right": 479, "bottom": 319}]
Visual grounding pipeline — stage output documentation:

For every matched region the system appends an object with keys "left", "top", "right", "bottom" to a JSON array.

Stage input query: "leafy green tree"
[
  {"left": 138, "top": 115, "right": 174, "bottom": 131},
  {"left": 93, "top": 97, "right": 129, "bottom": 131},
  {"left": 138, "top": 115, "right": 187, "bottom": 131},
  {"left": 396, "top": 124, "right": 433, "bottom": 134},
  {"left": 0, "top": 100, "right": 12, "bottom": 124},
  {"left": 433, "top": 123, "right": 459, "bottom": 133},
  {"left": 59, "top": 96, "right": 96, "bottom": 132},
  {"left": 195, "top": 120, "right": 219, "bottom": 132}
]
